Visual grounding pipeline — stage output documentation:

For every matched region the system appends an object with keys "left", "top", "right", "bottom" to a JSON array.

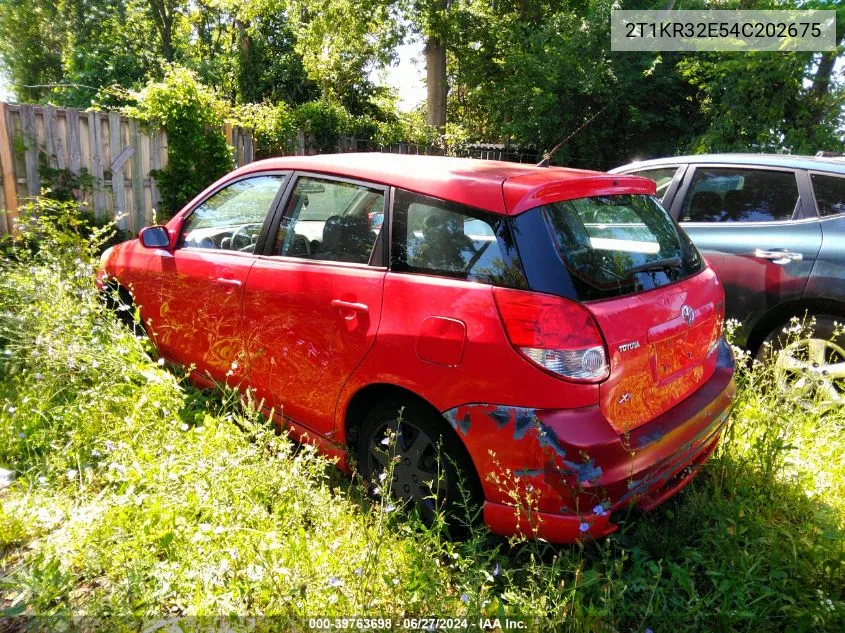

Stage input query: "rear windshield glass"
[{"left": 542, "top": 195, "right": 703, "bottom": 300}]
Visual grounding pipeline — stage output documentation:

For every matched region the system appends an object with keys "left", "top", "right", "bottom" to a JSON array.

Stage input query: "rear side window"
[
  {"left": 811, "top": 173, "right": 845, "bottom": 217},
  {"left": 391, "top": 189, "right": 526, "bottom": 288},
  {"left": 681, "top": 167, "right": 799, "bottom": 223},
  {"left": 541, "top": 195, "right": 702, "bottom": 301}
]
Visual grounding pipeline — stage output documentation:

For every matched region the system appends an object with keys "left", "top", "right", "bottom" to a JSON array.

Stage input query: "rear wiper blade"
[{"left": 626, "top": 256, "right": 682, "bottom": 276}]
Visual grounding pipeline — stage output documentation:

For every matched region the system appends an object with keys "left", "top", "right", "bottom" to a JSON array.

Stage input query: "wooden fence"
[
  {"left": 0, "top": 102, "right": 254, "bottom": 235},
  {"left": 0, "top": 102, "right": 555, "bottom": 236}
]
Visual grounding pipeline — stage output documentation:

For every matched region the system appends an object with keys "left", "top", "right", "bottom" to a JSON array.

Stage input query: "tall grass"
[{"left": 0, "top": 200, "right": 843, "bottom": 632}]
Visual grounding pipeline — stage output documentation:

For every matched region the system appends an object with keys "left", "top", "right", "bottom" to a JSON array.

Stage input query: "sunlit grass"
[{"left": 0, "top": 200, "right": 843, "bottom": 631}]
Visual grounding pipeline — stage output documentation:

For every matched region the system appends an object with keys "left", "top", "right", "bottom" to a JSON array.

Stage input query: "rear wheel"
[
  {"left": 356, "top": 400, "right": 481, "bottom": 530},
  {"left": 756, "top": 315, "right": 845, "bottom": 408}
]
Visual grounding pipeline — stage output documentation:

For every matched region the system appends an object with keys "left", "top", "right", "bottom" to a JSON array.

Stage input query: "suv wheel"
[
  {"left": 757, "top": 315, "right": 845, "bottom": 408},
  {"left": 357, "top": 400, "right": 481, "bottom": 529}
]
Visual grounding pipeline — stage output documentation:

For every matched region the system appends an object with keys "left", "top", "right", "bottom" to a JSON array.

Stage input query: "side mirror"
[{"left": 139, "top": 225, "right": 170, "bottom": 249}]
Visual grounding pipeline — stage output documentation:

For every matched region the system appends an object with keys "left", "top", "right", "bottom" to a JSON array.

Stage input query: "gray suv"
[{"left": 612, "top": 154, "right": 845, "bottom": 406}]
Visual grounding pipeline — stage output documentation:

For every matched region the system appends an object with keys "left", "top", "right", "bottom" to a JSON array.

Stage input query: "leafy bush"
[
  {"left": 294, "top": 100, "right": 354, "bottom": 153},
  {"left": 228, "top": 102, "right": 298, "bottom": 160},
  {"left": 0, "top": 201, "right": 843, "bottom": 631},
  {"left": 125, "top": 67, "right": 234, "bottom": 219}
]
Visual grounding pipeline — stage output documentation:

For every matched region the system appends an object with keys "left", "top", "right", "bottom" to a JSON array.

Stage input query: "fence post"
[
  {"left": 129, "top": 119, "right": 144, "bottom": 233},
  {"left": 88, "top": 111, "right": 107, "bottom": 219},
  {"left": 0, "top": 103, "right": 18, "bottom": 233},
  {"left": 244, "top": 130, "right": 254, "bottom": 164},
  {"left": 19, "top": 105, "right": 39, "bottom": 196},
  {"left": 66, "top": 108, "right": 81, "bottom": 176},
  {"left": 108, "top": 112, "right": 127, "bottom": 231}
]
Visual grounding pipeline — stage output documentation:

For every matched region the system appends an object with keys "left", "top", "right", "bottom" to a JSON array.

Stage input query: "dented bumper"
[{"left": 443, "top": 339, "right": 735, "bottom": 543}]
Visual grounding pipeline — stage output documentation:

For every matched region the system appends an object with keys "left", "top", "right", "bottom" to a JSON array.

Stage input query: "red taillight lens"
[{"left": 493, "top": 287, "right": 609, "bottom": 382}]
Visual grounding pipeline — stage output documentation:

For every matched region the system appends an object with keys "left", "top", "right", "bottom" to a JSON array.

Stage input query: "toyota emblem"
[{"left": 681, "top": 304, "right": 695, "bottom": 326}]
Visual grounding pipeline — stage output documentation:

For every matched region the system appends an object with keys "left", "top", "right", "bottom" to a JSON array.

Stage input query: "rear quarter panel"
[{"left": 334, "top": 273, "right": 600, "bottom": 441}]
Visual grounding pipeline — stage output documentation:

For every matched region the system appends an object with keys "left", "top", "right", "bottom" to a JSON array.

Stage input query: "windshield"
[{"left": 541, "top": 194, "right": 703, "bottom": 300}]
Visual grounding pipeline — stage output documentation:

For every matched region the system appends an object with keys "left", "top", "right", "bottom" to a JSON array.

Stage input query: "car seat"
[
  {"left": 687, "top": 191, "right": 722, "bottom": 222},
  {"left": 412, "top": 209, "right": 473, "bottom": 273}
]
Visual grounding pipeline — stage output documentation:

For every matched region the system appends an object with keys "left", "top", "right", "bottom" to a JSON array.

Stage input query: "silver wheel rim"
[{"left": 773, "top": 337, "right": 845, "bottom": 409}]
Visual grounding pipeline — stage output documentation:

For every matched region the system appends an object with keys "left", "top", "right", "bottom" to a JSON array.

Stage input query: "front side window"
[
  {"left": 681, "top": 168, "right": 799, "bottom": 223},
  {"left": 180, "top": 175, "right": 286, "bottom": 251},
  {"left": 811, "top": 173, "right": 845, "bottom": 218},
  {"left": 391, "top": 189, "right": 526, "bottom": 288},
  {"left": 542, "top": 194, "right": 703, "bottom": 300},
  {"left": 274, "top": 176, "right": 384, "bottom": 264},
  {"left": 627, "top": 167, "right": 680, "bottom": 202}
]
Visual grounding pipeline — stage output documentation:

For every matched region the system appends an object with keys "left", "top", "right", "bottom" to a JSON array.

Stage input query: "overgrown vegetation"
[
  {"left": 1, "top": 2, "right": 842, "bottom": 167},
  {"left": 125, "top": 68, "right": 235, "bottom": 217},
  {"left": 0, "top": 204, "right": 843, "bottom": 631}
]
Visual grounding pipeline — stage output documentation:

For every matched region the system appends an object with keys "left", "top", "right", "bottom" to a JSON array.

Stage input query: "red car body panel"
[
  {"left": 98, "top": 153, "right": 735, "bottom": 543},
  {"left": 589, "top": 266, "right": 724, "bottom": 433},
  {"left": 241, "top": 258, "right": 386, "bottom": 436}
]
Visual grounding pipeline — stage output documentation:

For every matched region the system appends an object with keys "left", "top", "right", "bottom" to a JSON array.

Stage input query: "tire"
[
  {"left": 755, "top": 314, "right": 845, "bottom": 408},
  {"left": 102, "top": 284, "right": 147, "bottom": 339},
  {"left": 357, "top": 399, "right": 482, "bottom": 531}
]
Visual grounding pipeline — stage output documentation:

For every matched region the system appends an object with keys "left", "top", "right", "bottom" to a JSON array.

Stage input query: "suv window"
[
  {"left": 180, "top": 175, "right": 285, "bottom": 251},
  {"left": 391, "top": 189, "right": 526, "bottom": 288},
  {"left": 811, "top": 173, "right": 845, "bottom": 218},
  {"left": 274, "top": 176, "right": 384, "bottom": 264},
  {"left": 626, "top": 167, "right": 679, "bottom": 202},
  {"left": 681, "top": 168, "right": 799, "bottom": 223}
]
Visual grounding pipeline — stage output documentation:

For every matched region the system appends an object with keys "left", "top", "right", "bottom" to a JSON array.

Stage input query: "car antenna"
[{"left": 537, "top": 97, "right": 620, "bottom": 167}]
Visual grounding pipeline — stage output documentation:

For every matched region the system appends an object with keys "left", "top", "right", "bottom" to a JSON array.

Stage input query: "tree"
[
  {"left": 145, "top": 0, "right": 184, "bottom": 63},
  {"left": 418, "top": 0, "right": 450, "bottom": 130},
  {"left": 0, "top": 0, "right": 64, "bottom": 102},
  {"left": 284, "top": 0, "right": 404, "bottom": 108}
]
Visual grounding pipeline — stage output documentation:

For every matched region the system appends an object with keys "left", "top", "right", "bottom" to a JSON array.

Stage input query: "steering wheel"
[{"left": 228, "top": 223, "right": 262, "bottom": 252}]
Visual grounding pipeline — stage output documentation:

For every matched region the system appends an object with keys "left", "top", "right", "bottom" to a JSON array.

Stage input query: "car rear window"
[{"left": 541, "top": 194, "right": 703, "bottom": 300}]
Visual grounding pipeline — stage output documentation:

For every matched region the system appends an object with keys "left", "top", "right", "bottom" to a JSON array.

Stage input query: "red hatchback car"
[{"left": 98, "top": 153, "right": 735, "bottom": 542}]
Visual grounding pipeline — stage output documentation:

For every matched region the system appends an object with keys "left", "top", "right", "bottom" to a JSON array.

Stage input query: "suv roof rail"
[{"left": 815, "top": 151, "right": 845, "bottom": 158}]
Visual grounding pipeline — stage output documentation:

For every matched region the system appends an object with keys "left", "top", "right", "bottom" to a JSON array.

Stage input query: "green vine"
[{"left": 124, "top": 67, "right": 234, "bottom": 219}]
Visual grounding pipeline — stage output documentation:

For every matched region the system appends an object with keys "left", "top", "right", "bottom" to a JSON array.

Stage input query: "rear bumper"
[{"left": 446, "top": 339, "right": 735, "bottom": 543}]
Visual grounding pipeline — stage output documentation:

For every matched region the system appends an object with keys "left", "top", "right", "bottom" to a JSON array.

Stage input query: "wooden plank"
[
  {"left": 87, "top": 110, "right": 106, "bottom": 218},
  {"left": 232, "top": 126, "right": 241, "bottom": 165},
  {"left": 66, "top": 108, "right": 81, "bottom": 175},
  {"left": 108, "top": 112, "right": 126, "bottom": 230},
  {"left": 110, "top": 145, "right": 134, "bottom": 173},
  {"left": 129, "top": 119, "right": 144, "bottom": 234},
  {"left": 19, "top": 104, "right": 39, "bottom": 196},
  {"left": 0, "top": 103, "right": 18, "bottom": 233},
  {"left": 43, "top": 105, "right": 66, "bottom": 170},
  {"left": 150, "top": 130, "right": 161, "bottom": 217},
  {"left": 243, "top": 129, "right": 254, "bottom": 164}
]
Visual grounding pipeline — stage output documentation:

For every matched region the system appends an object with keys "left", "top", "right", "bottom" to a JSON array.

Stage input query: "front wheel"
[
  {"left": 756, "top": 315, "right": 845, "bottom": 408},
  {"left": 356, "top": 400, "right": 481, "bottom": 530}
]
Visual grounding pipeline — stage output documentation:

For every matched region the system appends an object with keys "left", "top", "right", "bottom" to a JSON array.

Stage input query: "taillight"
[{"left": 493, "top": 287, "right": 609, "bottom": 382}]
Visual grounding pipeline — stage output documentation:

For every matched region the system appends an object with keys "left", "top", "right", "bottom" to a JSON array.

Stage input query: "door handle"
[
  {"left": 331, "top": 299, "right": 369, "bottom": 314},
  {"left": 215, "top": 278, "right": 242, "bottom": 287},
  {"left": 753, "top": 248, "right": 803, "bottom": 265}
]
